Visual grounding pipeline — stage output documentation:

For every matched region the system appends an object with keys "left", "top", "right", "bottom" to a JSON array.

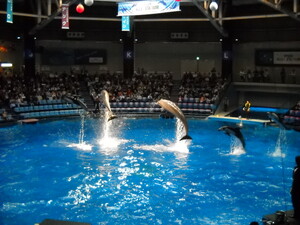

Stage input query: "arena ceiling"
[{"left": 0, "top": 0, "right": 300, "bottom": 41}]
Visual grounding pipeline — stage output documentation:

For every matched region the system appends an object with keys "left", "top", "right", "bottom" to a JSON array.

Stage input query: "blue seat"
[
  {"left": 14, "top": 107, "right": 21, "bottom": 112},
  {"left": 45, "top": 105, "right": 53, "bottom": 110}
]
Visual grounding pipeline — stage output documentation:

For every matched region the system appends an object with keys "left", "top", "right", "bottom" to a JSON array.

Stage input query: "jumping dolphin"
[
  {"left": 218, "top": 126, "right": 245, "bottom": 148},
  {"left": 62, "top": 95, "right": 89, "bottom": 112},
  {"left": 157, "top": 99, "right": 192, "bottom": 141},
  {"left": 267, "top": 112, "right": 288, "bottom": 130},
  {"left": 101, "top": 90, "right": 117, "bottom": 121}
]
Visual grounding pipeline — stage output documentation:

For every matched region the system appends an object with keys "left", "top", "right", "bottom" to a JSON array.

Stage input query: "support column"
[
  {"left": 221, "top": 37, "right": 233, "bottom": 80},
  {"left": 122, "top": 30, "right": 134, "bottom": 79},
  {"left": 23, "top": 34, "right": 36, "bottom": 83}
]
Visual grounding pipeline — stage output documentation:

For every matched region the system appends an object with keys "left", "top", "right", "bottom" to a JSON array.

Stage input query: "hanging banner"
[
  {"left": 6, "top": 0, "right": 13, "bottom": 23},
  {"left": 117, "top": 0, "right": 180, "bottom": 16},
  {"left": 122, "top": 16, "right": 130, "bottom": 31},
  {"left": 61, "top": 4, "right": 69, "bottom": 29}
]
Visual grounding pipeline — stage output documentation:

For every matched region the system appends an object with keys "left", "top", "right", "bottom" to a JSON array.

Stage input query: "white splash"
[
  {"left": 97, "top": 113, "right": 128, "bottom": 155},
  {"left": 67, "top": 142, "right": 93, "bottom": 151},
  {"left": 67, "top": 114, "right": 93, "bottom": 151},
  {"left": 176, "top": 118, "right": 186, "bottom": 141},
  {"left": 132, "top": 137, "right": 191, "bottom": 155},
  {"left": 132, "top": 117, "right": 191, "bottom": 156},
  {"left": 272, "top": 129, "right": 286, "bottom": 158},
  {"left": 229, "top": 138, "right": 245, "bottom": 155}
]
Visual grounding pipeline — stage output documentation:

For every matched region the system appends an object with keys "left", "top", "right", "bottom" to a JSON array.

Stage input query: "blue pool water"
[{"left": 0, "top": 117, "right": 300, "bottom": 225}]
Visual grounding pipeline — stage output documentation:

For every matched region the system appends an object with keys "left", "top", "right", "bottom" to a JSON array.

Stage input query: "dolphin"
[
  {"left": 218, "top": 126, "right": 245, "bottom": 148},
  {"left": 62, "top": 95, "right": 89, "bottom": 112},
  {"left": 267, "top": 112, "right": 288, "bottom": 130},
  {"left": 157, "top": 99, "right": 192, "bottom": 141},
  {"left": 100, "top": 90, "right": 117, "bottom": 121}
]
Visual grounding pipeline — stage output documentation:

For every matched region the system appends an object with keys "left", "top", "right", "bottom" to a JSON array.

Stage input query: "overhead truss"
[
  {"left": 29, "top": 0, "right": 78, "bottom": 35},
  {"left": 192, "top": 0, "right": 228, "bottom": 37},
  {"left": 259, "top": 0, "right": 300, "bottom": 22}
]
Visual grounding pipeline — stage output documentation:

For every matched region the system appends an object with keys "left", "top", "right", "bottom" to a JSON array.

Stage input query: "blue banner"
[
  {"left": 118, "top": 0, "right": 180, "bottom": 16},
  {"left": 122, "top": 16, "right": 130, "bottom": 31},
  {"left": 6, "top": 0, "right": 13, "bottom": 23}
]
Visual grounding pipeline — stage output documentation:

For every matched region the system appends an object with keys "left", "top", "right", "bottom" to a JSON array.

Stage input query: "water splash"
[
  {"left": 132, "top": 118, "right": 191, "bottom": 156},
  {"left": 79, "top": 114, "right": 85, "bottom": 144},
  {"left": 67, "top": 115, "right": 93, "bottom": 151},
  {"left": 272, "top": 129, "right": 286, "bottom": 158},
  {"left": 133, "top": 141, "right": 190, "bottom": 154},
  {"left": 67, "top": 142, "right": 93, "bottom": 151},
  {"left": 176, "top": 118, "right": 185, "bottom": 141},
  {"left": 229, "top": 138, "right": 245, "bottom": 155},
  {"left": 98, "top": 111, "right": 128, "bottom": 155}
]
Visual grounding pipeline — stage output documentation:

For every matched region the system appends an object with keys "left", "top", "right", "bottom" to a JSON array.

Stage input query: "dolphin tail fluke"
[
  {"left": 107, "top": 114, "right": 117, "bottom": 121},
  {"left": 180, "top": 135, "right": 192, "bottom": 141}
]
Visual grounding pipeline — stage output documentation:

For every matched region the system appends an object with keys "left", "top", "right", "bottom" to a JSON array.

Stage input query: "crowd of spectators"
[
  {"left": 0, "top": 68, "right": 226, "bottom": 120},
  {"left": 178, "top": 68, "right": 226, "bottom": 104},
  {"left": 239, "top": 67, "right": 297, "bottom": 84},
  {"left": 86, "top": 70, "right": 173, "bottom": 103},
  {"left": 0, "top": 72, "right": 80, "bottom": 108},
  {"left": 239, "top": 67, "right": 270, "bottom": 82}
]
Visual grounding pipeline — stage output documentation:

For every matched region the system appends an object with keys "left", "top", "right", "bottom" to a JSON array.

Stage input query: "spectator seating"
[
  {"left": 282, "top": 102, "right": 300, "bottom": 126},
  {"left": 13, "top": 99, "right": 85, "bottom": 119}
]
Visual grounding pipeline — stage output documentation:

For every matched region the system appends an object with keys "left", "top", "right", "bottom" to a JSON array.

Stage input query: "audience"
[
  {"left": 86, "top": 70, "right": 173, "bottom": 104},
  {"left": 0, "top": 68, "right": 226, "bottom": 121},
  {"left": 178, "top": 70, "right": 226, "bottom": 105}
]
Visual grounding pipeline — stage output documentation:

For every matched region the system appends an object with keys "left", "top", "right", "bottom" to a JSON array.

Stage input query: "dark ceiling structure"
[{"left": 0, "top": 0, "right": 300, "bottom": 42}]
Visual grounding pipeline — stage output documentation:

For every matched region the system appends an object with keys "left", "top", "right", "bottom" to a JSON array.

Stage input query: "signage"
[
  {"left": 122, "top": 16, "right": 130, "bottom": 31},
  {"left": 118, "top": 0, "right": 180, "bottom": 16},
  {"left": 6, "top": 0, "right": 13, "bottom": 23}
]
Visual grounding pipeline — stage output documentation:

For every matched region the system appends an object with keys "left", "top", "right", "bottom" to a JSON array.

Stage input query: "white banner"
[
  {"left": 118, "top": 0, "right": 180, "bottom": 16},
  {"left": 274, "top": 51, "right": 300, "bottom": 65}
]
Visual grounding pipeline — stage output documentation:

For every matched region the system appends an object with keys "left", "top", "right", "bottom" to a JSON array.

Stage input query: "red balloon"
[{"left": 76, "top": 4, "right": 85, "bottom": 13}]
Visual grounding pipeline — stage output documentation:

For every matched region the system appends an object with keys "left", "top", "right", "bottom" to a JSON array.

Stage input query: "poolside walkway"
[{"left": 208, "top": 114, "right": 270, "bottom": 125}]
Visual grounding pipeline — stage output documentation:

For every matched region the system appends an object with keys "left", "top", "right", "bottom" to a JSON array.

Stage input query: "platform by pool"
[{"left": 0, "top": 117, "right": 299, "bottom": 225}]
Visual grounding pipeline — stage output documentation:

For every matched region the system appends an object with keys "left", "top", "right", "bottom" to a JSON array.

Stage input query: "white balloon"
[
  {"left": 209, "top": 2, "right": 218, "bottom": 11},
  {"left": 84, "top": 0, "right": 94, "bottom": 6}
]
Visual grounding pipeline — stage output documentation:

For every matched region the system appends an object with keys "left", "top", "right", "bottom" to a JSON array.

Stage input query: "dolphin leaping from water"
[
  {"left": 62, "top": 95, "right": 89, "bottom": 112},
  {"left": 157, "top": 99, "right": 192, "bottom": 141},
  {"left": 101, "top": 90, "right": 117, "bottom": 121},
  {"left": 267, "top": 112, "right": 288, "bottom": 130},
  {"left": 218, "top": 126, "right": 245, "bottom": 149}
]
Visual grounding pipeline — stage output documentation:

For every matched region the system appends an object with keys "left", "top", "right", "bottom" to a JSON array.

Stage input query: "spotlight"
[
  {"left": 209, "top": 0, "right": 218, "bottom": 11},
  {"left": 84, "top": 0, "right": 94, "bottom": 6}
]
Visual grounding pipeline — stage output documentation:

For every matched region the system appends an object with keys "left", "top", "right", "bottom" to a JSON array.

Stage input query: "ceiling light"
[
  {"left": 209, "top": 0, "right": 218, "bottom": 11},
  {"left": 0, "top": 63, "right": 13, "bottom": 68},
  {"left": 84, "top": 0, "right": 94, "bottom": 6}
]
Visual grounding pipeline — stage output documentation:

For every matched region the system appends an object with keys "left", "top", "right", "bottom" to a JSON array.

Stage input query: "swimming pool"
[{"left": 0, "top": 116, "right": 299, "bottom": 225}]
